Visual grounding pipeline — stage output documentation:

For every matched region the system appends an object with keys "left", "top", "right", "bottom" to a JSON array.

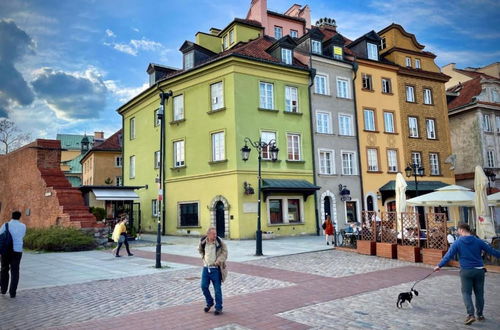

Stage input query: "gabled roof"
[
  {"left": 378, "top": 23, "right": 425, "bottom": 50},
  {"left": 266, "top": 35, "right": 297, "bottom": 52},
  {"left": 348, "top": 30, "right": 381, "bottom": 49},
  {"left": 179, "top": 41, "right": 217, "bottom": 56},
  {"left": 217, "top": 18, "right": 263, "bottom": 36},
  {"left": 146, "top": 63, "right": 178, "bottom": 75},
  {"left": 80, "top": 130, "right": 122, "bottom": 164},
  {"left": 447, "top": 73, "right": 499, "bottom": 110},
  {"left": 267, "top": 10, "right": 306, "bottom": 23}
]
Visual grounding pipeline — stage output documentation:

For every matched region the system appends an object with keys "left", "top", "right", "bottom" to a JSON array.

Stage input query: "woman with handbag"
[
  {"left": 323, "top": 215, "right": 334, "bottom": 246},
  {"left": 112, "top": 215, "right": 133, "bottom": 257}
]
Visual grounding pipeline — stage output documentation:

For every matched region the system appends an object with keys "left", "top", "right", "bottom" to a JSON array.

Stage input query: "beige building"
[{"left": 442, "top": 62, "right": 500, "bottom": 89}]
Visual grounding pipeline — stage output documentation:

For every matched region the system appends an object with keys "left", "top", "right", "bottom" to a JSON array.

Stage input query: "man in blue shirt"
[
  {"left": 434, "top": 223, "right": 500, "bottom": 325},
  {"left": 0, "top": 211, "right": 27, "bottom": 298}
]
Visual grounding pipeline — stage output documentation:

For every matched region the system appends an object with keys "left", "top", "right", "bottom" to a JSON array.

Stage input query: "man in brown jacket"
[{"left": 198, "top": 227, "right": 228, "bottom": 315}]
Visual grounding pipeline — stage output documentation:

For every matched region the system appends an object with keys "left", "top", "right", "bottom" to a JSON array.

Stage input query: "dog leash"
[{"left": 410, "top": 271, "right": 434, "bottom": 290}]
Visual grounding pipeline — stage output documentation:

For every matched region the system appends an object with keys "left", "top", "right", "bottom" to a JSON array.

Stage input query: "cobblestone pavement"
[
  {"left": 246, "top": 249, "right": 429, "bottom": 278},
  {"left": 279, "top": 274, "right": 500, "bottom": 329}
]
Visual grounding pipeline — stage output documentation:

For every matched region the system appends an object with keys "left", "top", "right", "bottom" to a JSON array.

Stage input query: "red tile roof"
[
  {"left": 91, "top": 129, "right": 122, "bottom": 151},
  {"left": 447, "top": 72, "right": 500, "bottom": 110}
]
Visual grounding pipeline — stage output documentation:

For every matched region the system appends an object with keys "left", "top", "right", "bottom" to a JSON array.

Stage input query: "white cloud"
[
  {"left": 132, "top": 27, "right": 140, "bottom": 32},
  {"left": 104, "top": 80, "right": 149, "bottom": 103},
  {"left": 105, "top": 29, "right": 116, "bottom": 37},
  {"left": 105, "top": 37, "right": 166, "bottom": 56}
]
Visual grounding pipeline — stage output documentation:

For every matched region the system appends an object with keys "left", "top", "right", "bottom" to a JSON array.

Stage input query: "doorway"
[
  {"left": 215, "top": 201, "right": 225, "bottom": 238},
  {"left": 367, "top": 195, "right": 374, "bottom": 211},
  {"left": 324, "top": 196, "right": 331, "bottom": 219}
]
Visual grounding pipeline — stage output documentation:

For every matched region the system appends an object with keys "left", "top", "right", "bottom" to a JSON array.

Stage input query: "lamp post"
[
  {"left": 405, "top": 163, "right": 425, "bottom": 197},
  {"left": 241, "top": 138, "right": 279, "bottom": 256},
  {"left": 155, "top": 89, "right": 172, "bottom": 268},
  {"left": 484, "top": 169, "right": 496, "bottom": 194}
]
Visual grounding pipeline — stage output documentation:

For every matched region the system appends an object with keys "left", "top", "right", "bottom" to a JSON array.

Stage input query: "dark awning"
[
  {"left": 261, "top": 179, "right": 320, "bottom": 201},
  {"left": 379, "top": 180, "right": 447, "bottom": 204}
]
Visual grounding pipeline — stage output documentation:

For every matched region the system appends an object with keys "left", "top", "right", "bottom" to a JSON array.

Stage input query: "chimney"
[
  {"left": 316, "top": 17, "right": 337, "bottom": 31},
  {"left": 246, "top": 0, "right": 268, "bottom": 34},
  {"left": 209, "top": 28, "right": 221, "bottom": 35}
]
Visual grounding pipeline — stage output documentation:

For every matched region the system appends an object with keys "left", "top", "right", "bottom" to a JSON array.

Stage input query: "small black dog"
[{"left": 396, "top": 289, "right": 418, "bottom": 308}]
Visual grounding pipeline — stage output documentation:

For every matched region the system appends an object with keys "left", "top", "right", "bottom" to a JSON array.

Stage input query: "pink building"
[{"left": 246, "top": 0, "right": 311, "bottom": 38}]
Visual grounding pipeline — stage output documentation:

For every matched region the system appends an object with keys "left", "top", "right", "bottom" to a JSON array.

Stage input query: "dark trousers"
[
  {"left": 201, "top": 267, "right": 223, "bottom": 311},
  {"left": 460, "top": 268, "right": 485, "bottom": 317},
  {"left": 116, "top": 235, "right": 131, "bottom": 256},
  {"left": 1, "top": 251, "right": 23, "bottom": 296}
]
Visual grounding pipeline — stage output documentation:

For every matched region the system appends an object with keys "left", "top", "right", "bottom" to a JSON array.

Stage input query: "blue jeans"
[
  {"left": 460, "top": 268, "right": 485, "bottom": 317},
  {"left": 201, "top": 267, "right": 223, "bottom": 311}
]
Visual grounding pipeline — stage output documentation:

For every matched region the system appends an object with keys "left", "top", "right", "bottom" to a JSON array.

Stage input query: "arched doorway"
[
  {"left": 367, "top": 195, "right": 374, "bottom": 211},
  {"left": 324, "top": 196, "right": 331, "bottom": 219},
  {"left": 215, "top": 201, "right": 225, "bottom": 238}
]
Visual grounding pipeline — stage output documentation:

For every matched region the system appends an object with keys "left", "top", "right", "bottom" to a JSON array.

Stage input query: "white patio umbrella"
[
  {"left": 487, "top": 191, "right": 500, "bottom": 206},
  {"left": 474, "top": 166, "right": 497, "bottom": 239},
  {"left": 406, "top": 185, "right": 475, "bottom": 207},
  {"left": 395, "top": 173, "right": 407, "bottom": 232}
]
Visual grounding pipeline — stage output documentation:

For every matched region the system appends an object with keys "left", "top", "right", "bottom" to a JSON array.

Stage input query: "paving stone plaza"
[{"left": 1, "top": 236, "right": 499, "bottom": 329}]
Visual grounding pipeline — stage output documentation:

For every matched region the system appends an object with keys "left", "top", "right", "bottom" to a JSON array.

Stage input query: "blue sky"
[{"left": 0, "top": 0, "right": 499, "bottom": 140}]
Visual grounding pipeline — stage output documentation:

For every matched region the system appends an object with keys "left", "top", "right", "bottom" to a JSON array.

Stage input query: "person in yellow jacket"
[{"left": 112, "top": 215, "right": 133, "bottom": 257}]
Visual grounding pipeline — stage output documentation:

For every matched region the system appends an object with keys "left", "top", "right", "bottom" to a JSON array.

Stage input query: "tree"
[{"left": 0, "top": 119, "right": 32, "bottom": 154}]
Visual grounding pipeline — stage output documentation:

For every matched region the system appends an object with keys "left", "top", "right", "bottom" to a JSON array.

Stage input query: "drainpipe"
[{"left": 351, "top": 61, "right": 366, "bottom": 212}]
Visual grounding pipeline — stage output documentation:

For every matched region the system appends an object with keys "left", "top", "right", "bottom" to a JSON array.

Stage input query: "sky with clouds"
[{"left": 0, "top": 0, "right": 499, "bottom": 140}]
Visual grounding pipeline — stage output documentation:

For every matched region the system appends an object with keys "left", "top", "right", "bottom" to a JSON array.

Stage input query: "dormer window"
[
  {"left": 281, "top": 48, "right": 292, "bottom": 65},
  {"left": 229, "top": 30, "right": 234, "bottom": 44},
  {"left": 223, "top": 36, "right": 229, "bottom": 50},
  {"left": 380, "top": 37, "right": 387, "bottom": 50},
  {"left": 333, "top": 46, "right": 343, "bottom": 60},
  {"left": 149, "top": 73, "right": 155, "bottom": 86},
  {"left": 184, "top": 52, "right": 194, "bottom": 70},
  {"left": 367, "top": 43, "right": 378, "bottom": 60},
  {"left": 311, "top": 40, "right": 322, "bottom": 54}
]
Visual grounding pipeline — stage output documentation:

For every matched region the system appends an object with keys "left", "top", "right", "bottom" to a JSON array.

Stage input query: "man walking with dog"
[
  {"left": 434, "top": 223, "right": 500, "bottom": 325},
  {"left": 198, "top": 227, "right": 228, "bottom": 315}
]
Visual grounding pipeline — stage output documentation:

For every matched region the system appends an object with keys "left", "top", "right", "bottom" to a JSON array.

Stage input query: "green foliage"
[
  {"left": 24, "top": 226, "right": 96, "bottom": 252},
  {"left": 89, "top": 207, "right": 106, "bottom": 221}
]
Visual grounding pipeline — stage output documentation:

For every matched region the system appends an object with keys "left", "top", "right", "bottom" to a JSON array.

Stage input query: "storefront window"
[
  {"left": 269, "top": 199, "right": 283, "bottom": 224},
  {"left": 288, "top": 199, "right": 301, "bottom": 223},
  {"left": 346, "top": 201, "right": 358, "bottom": 223}
]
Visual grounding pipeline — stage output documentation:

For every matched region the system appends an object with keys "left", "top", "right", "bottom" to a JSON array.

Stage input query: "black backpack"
[{"left": 0, "top": 223, "right": 14, "bottom": 254}]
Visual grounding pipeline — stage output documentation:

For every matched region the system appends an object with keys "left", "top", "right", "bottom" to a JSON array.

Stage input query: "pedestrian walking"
[
  {"left": 0, "top": 211, "right": 26, "bottom": 298},
  {"left": 198, "top": 227, "right": 228, "bottom": 315},
  {"left": 434, "top": 223, "right": 500, "bottom": 325},
  {"left": 322, "top": 215, "right": 334, "bottom": 246},
  {"left": 112, "top": 215, "right": 133, "bottom": 257}
]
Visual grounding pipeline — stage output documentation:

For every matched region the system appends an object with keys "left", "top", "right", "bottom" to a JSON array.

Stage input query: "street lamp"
[
  {"left": 240, "top": 138, "right": 279, "bottom": 256},
  {"left": 405, "top": 163, "right": 425, "bottom": 197},
  {"left": 484, "top": 169, "right": 496, "bottom": 193},
  {"left": 155, "top": 89, "right": 173, "bottom": 268}
]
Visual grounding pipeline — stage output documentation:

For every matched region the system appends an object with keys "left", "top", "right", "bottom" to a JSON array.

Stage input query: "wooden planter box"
[
  {"left": 397, "top": 245, "right": 421, "bottom": 263},
  {"left": 422, "top": 248, "right": 446, "bottom": 266},
  {"left": 376, "top": 242, "right": 397, "bottom": 259},
  {"left": 357, "top": 240, "right": 376, "bottom": 255}
]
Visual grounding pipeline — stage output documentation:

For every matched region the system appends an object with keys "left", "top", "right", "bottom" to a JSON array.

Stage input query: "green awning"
[
  {"left": 261, "top": 179, "right": 320, "bottom": 201},
  {"left": 379, "top": 180, "right": 447, "bottom": 204}
]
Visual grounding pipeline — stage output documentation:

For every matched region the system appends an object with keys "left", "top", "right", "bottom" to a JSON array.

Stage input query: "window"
[
  {"left": 261, "top": 131, "right": 276, "bottom": 160},
  {"left": 173, "top": 140, "right": 185, "bottom": 167},
  {"left": 429, "top": 153, "right": 440, "bottom": 175},
  {"left": 274, "top": 26, "right": 283, "bottom": 39},
  {"left": 423, "top": 88, "right": 433, "bottom": 105},
  {"left": 487, "top": 150, "right": 495, "bottom": 167},
  {"left": 229, "top": 30, "right": 234, "bottom": 44},
  {"left": 362, "top": 74, "right": 372, "bottom": 90},
  {"left": 154, "top": 150, "right": 161, "bottom": 169},
  {"left": 290, "top": 29, "right": 298, "bottom": 38},
  {"left": 269, "top": 199, "right": 283, "bottom": 224},
  {"left": 179, "top": 203, "right": 198, "bottom": 227},
  {"left": 345, "top": 201, "right": 358, "bottom": 223},
  {"left": 406, "top": 85, "right": 415, "bottom": 102},
  {"left": 367, "top": 148, "right": 379, "bottom": 172},
  {"left": 415, "top": 58, "right": 421, "bottom": 69},
  {"left": 129, "top": 117, "right": 135, "bottom": 140},
  {"left": 405, "top": 57, "right": 412, "bottom": 67},
  {"left": 483, "top": 114, "right": 492, "bottom": 132},
  {"left": 496, "top": 116, "right": 500, "bottom": 133},
  {"left": 384, "top": 112, "right": 395, "bottom": 133},
  {"left": 387, "top": 149, "right": 398, "bottom": 172},
  {"left": 311, "top": 40, "right": 322, "bottom": 54},
  {"left": 285, "top": 86, "right": 298, "bottom": 112},
  {"left": 382, "top": 78, "right": 392, "bottom": 94},
  {"left": 363, "top": 109, "right": 376, "bottom": 131},
  {"left": 129, "top": 155, "right": 135, "bottom": 179},
  {"left": 316, "top": 111, "right": 332, "bottom": 134},
  {"left": 211, "top": 82, "right": 224, "bottom": 111},
  {"left": 152, "top": 200, "right": 159, "bottom": 217},
  {"left": 268, "top": 198, "right": 303, "bottom": 224},
  {"left": 173, "top": 95, "right": 184, "bottom": 121},
  {"left": 426, "top": 119, "right": 436, "bottom": 139},
  {"left": 184, "top": 52, "right": 194, "bottom": 69},
  {"left": 223, "top": 36, "right": 228, "bottom": 50},
  {"left": 287, "top": 134, "right": 301, "bottom": 161},
  {"left": 259, "top": 82, "right": 274, "bottom": 109},
  {"left": 319, "top": 150, "right": 334, "bottom": 175},
  {"left": 336, "top": 77, "right": 350, "bottom": 98},
  {"left": 115, "top": 156, "right": 122, "bottom": 168},
  {"left": 211, "top": 132, "right": 225, "bottom": 161},
  {"left": 314, "top": 74, "right": 328, "bottom": 95},
  {"left": 339, "top": 114, "right": 353, "bottom": 136},
  {"left": 380, "top": 37, "right": 386, "bottom": 50},
  {"left": 367, "top": 43, "right": 378, "bottom": 60},
  {"left": 154, "top": 108, "right": 160, "bottom": 126},
  {"left": 411, "top": 152, "right": 422, "bottom": 167},
  {"left": 408, "top": 117, "right": 419, "bottom": 137},
  {"left": 281, "top": 48, "right": 292, "bottom": 65},
  {"left": 115, "top": 176, "right": 123, "bottom": 187},
  {"left": 287, "top": 199, "right": 301, "bottom": 223},
  {"left": 493, "top": 90, "right": 500, "bottom": 103},
  {"left": 341, "top": 151, "right": 356, "bottom": 175},
  {"left": 333, "top": 46, "right": 343, "bottom": 60}
]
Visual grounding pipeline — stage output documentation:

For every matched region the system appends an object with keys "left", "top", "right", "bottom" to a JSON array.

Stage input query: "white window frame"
[
  {"left": 336, "top": 77, "right": 350, "bottom": 98},
  {"left": 115, "top": 156, "right": 123, "bottom": 168},
  {"left": 384, "top": 112, "right": 395, "bottom": 133},
  {"left": 382, "top": 78, "right": 391, "bottom": 94},
  {"left": 341, "top": 150, "right": 357, "bottom": 175},
  {"left": 406, "top": 85, "right": 415, "bottom": 102},
  {"left": 314, "top": 73, "right": 329, "bottom": 95},
  {"left": 493, "top": 90, "right": 500, "bottom": 103},
  {"left": 274, "top": 26, "right": 283, "bottom": 39},
  {"left": 281, "top": 48, "right": 292, "bottom": 65},
  {"left": 411, "top": 152, "right": 422, "bottom": 167},
  {"left": 426, "top": 119, "right": 436, "bottom": 139},
  {"left": 287, "top": 133, "right": 301, "bottom": 161},
  {"left": 129, "top": 117, "right": 136, "bottom": 140},
  {"left": 285, "top": 86, "right": 299, "bottom": 112},
  {"left": 333, "top": 46, "right": 343, "bottom": 60},
  {"left": 415, "top": 58, "right": 421, "bottom": 69},
  {"left": 405, "top": 57, "right": 412, "bottom": 67},
  {"left": 364, "top": 109, "right": 376, "bottom": 131},
  {"left": 367, "top": 148, "right": 379, "bottom": 172},
  {"left": 211, "top": 82, "right": 224, "bottom": 111},
  {"left": 154, "top": 108, "right": 160, "bottom": 126},
  {"left": 261, "top": 131, "right": 277, "bottom": 160},
  {"left": 423, "top": 88, "right": 433, "bottom": 105},
  {"left": 380, "top": 37, "right": 386, "bottom": 50},
  {"left": 338, "top": 114, "right": 354, "bottom": 136},
  {"left": 387, "top": 149, "right": 398, "bottom": 173},
  {"left": 429, "top": 153, "right": 440, "bottom": 175},
  {"left": 290, "top": 29, "right": 298, "bottom": 38},
  {"left": 173, "top": 94, "right": 184, "bottom": 121},
  {"left": 483, "top": 114, "right": 492, "bottom": 132},
  {"left": 129, "top": 155, "right": 136, "bottom": 179},
  {"left": 152, "top": 199, "right": 159, "bottom": 217},
  {"left": 367, "top": 43, "right": 378, "bottom": 60},
  {"left": 154, "top": 150, "right": 161, "bottom": 169},
  {"left": 316, "top": 111, "right": 332, "bottom": 134},
  {"left": 223, "top": 36, "right": 228, "bottom": 50},
  {"left": 409, "top": 116, "right": 419, "bottom": 138},
  {"left": 487, "top": 150, "right": 495, "bottom": 168},
  {"left": 184, "top": 52, "right": 194, "bottom": 69},
  {"left": 362, "top": 74, "right": 372, "bottom": 90},
  {"left": 229, "top": 29, "right": 234, "bottom": 44},
  {"left": 211, "top": 131, "right": 225, "bottom": 162},
  {"left": 259, "top": 82, "right": 274, "bottom": 109},
  {"left": 496, "top": 116, "right": 500, "bottom": 133},
  {"left": 173, "top": 140, "right": 185, "bottom": 168},
  {"left": 115, "top": 176, "right": 123, "bottom": 187},
  {"left": 318, "top": 149, "right": 335, "bottom": 175},
  {"left": 266, "top": 196, "right": 305, "bottom": 224},
  {"left": 311, "top": 40, "right": 322, "bottom": 54}
]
